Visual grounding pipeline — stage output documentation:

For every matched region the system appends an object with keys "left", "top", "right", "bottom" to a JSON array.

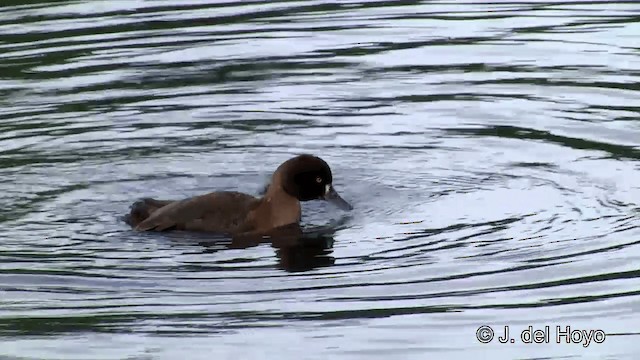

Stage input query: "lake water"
[{"left": 1, "top": 1, "right": 639, "bottom": 359}]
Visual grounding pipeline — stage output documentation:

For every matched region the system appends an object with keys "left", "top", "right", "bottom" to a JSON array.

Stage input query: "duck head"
[{"left": 271, "top": 154, "right": 353, "bottom": 210}]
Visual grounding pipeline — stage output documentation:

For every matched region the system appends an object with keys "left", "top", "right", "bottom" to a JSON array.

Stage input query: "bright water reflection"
[{"left": 1, "top": 1, "right": 639, "bottom": 359}]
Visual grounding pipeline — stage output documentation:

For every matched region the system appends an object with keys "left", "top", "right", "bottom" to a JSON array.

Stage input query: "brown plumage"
[{"left": 124, "top": 154, "right": 352, "bottom": 237}]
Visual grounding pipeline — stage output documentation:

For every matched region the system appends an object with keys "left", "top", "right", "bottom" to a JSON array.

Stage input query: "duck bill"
[{"left": 323, "top": 184, "right": 353, "bottom": 211}]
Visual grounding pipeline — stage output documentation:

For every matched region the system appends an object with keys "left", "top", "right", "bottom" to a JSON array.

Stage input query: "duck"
[{"left": 124, "top": 154, "right": 352, "bottom": 238}]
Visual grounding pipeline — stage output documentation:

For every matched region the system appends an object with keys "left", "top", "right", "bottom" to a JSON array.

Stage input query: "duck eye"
[{"left": 316, "top": 176, "right": 322, "bottom": 183}]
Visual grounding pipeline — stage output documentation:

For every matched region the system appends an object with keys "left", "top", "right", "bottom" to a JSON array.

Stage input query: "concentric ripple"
[{"left": 1, "top": 1, "right": 639, "bottom": 359}]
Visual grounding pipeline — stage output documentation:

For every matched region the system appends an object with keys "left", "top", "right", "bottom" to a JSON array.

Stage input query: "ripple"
[{"left": 1, "top": 0, "right": 640, "bottom": 359}]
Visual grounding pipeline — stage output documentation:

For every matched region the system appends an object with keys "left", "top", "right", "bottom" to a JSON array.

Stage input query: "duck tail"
[{"left": 123, "top": 198, "right": 173, "bottom": 227}]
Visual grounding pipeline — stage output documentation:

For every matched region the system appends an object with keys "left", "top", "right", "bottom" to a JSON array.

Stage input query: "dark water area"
[{"left": 1, "top": 1, "right": 640, "bottom": 359}]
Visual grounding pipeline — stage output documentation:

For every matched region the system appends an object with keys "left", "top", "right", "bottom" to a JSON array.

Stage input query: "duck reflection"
[
  {"left": 195, "top": 223, "right": 338, "bottom": 272},
  {"left": 272, "top": 229, "right": 336, "bottom": 272}
]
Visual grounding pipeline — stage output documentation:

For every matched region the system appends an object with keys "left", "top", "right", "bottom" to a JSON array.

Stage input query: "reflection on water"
[
  {"left": 191, "top": 224, "right": 338, "bottom": 272},
  {"left": 1, "top": 0, "right": 640, "bottom": 359}
]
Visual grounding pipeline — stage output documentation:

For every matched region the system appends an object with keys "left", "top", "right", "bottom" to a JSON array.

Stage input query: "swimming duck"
[{"left": 124, "top": 154, "right": 352, "bottom": 237}]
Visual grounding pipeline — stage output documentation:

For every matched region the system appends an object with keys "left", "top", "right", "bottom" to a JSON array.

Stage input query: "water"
[{"left": 1, "top": 1, "right": 639, "bottom": 359}]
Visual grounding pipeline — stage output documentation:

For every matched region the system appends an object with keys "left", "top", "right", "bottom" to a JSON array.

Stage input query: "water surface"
[{"left": 1, "top": 1, "right": 640, "bottom": 359}]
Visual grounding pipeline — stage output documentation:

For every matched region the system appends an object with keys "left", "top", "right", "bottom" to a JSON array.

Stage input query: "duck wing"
[{"left": 132, "top": 191, "right": 259, "bottom": 233}]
